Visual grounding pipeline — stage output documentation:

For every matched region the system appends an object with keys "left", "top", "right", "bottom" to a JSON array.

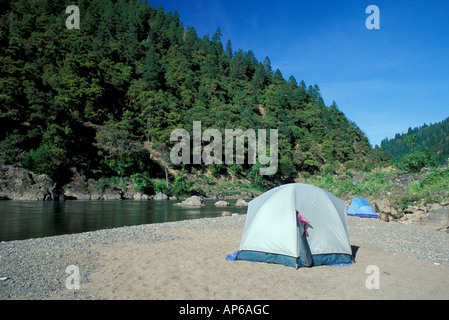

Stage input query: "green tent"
[{"left": 233, "top": 183, "right": 353, "bottom": 268}]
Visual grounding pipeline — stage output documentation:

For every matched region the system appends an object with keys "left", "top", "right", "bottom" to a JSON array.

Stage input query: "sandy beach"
[{"left": 39, "top": 216, "right": 449, "bottom": 301}]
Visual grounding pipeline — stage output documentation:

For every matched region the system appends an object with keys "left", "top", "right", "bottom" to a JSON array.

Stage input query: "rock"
[
  {"left": 404, "top": 204, "right": 427, "bottom": 214},
  {"left": 174, "top": 195, "right": 205, "bottom": 207},
  {"left": 379, "top": 212, "right": 390, "bottom": 222},
  {"left": 402, "top": 211, "right": 425, "bottom": 223},
  {"left": 221, "top": 211, "right": 231, "bottom": 216},
  {"left": 133, "top": 192, "right": 145, "bottom": 200},
  {"left": 133, "top": 192, "right": 142, "bottom": 200},
  {"left": 372, "top": 199, "right": 391, "bottom": 214},
  {"left": 389, "top": 207, "right": 401, "bottom": 220},
  {"left": 169, "top": 196, "right": 178, "bottom": 200},
  {"left": 63, "top": 167, "right": 90, "bottom": 200},
  {"left": 426, "top": 203, "right": 443, "bottom": 212},
  {"left": 404, "top": 205, "right": 420, "bottom": 215},
  {"left": 401, "top": 205, "right": 427, "bottom": 223},
  {"left": 153, "top": 192, "right": 168, "bottom": 200},
  {"left": 0, "top": 165, "right": 57, "bottom": 200},
  {"left": 122, "top": 184, "right": 140, "bottom": 200},
  {"left": 442, "top": 198, "right": 449, "bottom": 207},
  {"left": 100, "top": 187, "right": 123, "bottom": 200},
  {"left": 416, "top": 207, "right": 449, "bottom": 232},
  {"left": 133, "top": 193, "right": 150, "bottom": 200},
  {"left": 334, "top": 174, "right": 351, "bottom": 183},
  {"left": 235, "top": 198, "right": 249, "bottom": 207},
  {"left": 352, "top": 172, "right": 365, "bottom": 185},
  {"left": 214, "top": 200, "right": 230, "bottom": 207},
  {"left": 371, "top": 198, "right": 401, "bottom": 222},
  {"left": 418, "top": 203, "right": 427, "bottom": 212},
  {"left": 87, "top": 179, "right": 101, "bottom": 200}
]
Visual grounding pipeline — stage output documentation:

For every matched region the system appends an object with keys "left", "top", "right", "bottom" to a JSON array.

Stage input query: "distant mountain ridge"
[{"left": 380, "top": 117, "right": 449, "bottom": 165}]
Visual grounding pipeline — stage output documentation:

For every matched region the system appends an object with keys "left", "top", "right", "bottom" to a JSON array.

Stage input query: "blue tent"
[{"left": 347, "top": 197, "right": 378, "bottom": 218}]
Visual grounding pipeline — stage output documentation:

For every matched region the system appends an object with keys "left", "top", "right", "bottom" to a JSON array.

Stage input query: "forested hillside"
[
  {"left": 1, "top": 0, "right": 383, "bottom": 191},
  {"left": 380, "top": 117, "right": 449, "bottom": 167}
]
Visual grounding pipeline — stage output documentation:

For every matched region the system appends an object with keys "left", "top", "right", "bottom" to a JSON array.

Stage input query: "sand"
[{"left": 49, "top": 217, "right": 449, "bottom": 300}]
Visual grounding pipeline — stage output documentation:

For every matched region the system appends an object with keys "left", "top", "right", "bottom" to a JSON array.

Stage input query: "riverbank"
[{"left": 1, "top": 215, "right": 448, "bottom": 300}]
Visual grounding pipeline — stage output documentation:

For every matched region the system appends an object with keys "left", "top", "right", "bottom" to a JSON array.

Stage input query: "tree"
[
  {"left": 225, "top": 39, "right": 233, "bottom": 58},
  {"left": 142, "top": 45, "right": 162, "bottom": 90},
  {"left": 23, "top": 123, "right": 71, "bottom": 178},
  {"left": 95, "top": 117, "right": 150, "bottom": 176},
  {"left": 288, "top": 75, "right": 298, "bottom": 88},
  {"left": 263, "top": 56, "right": 272, "bottom": 75}
]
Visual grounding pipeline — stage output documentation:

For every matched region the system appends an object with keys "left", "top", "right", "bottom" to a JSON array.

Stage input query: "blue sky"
[{"left": 147, "top": 0, "right": 449, "bottom": 147}]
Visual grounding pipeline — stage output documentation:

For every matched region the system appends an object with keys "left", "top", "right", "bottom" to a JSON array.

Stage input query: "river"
[{"left": 0, "top": 200, "right": 248, "bottom": 242}]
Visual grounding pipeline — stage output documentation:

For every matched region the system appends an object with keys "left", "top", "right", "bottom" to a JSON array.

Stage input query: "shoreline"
[{"left": 1, "top": 215, "right": 449, "bottom": 300}]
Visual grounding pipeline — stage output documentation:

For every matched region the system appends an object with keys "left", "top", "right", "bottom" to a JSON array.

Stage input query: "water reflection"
[{"left": 0, "top": 200, "right": 248, "bottom": 241}]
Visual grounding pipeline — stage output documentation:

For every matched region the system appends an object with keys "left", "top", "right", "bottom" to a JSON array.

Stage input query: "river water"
[{"left": 0, "top": 200, "right": 248, "bottom": 242}]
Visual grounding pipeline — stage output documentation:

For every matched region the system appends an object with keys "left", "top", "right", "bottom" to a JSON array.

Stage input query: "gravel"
[
  {"left": 0, "top": 216, "right": 246, "bottom": 300},
  {"left": 1, "top": 214, "right": 448, "bottom": 300},
  {"left": 347, "top": 216, "right": 449, "bottom": 266}
]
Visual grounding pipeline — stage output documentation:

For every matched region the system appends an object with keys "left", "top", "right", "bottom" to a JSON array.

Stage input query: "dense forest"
[
  {"left": 380, "top": 117, "right": 449, "bottom": 171},
  {"left": 1, "top": 0, "right": 390, "bottom": 193}
]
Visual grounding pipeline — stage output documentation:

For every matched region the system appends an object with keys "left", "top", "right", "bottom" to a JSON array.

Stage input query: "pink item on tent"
[{"left": 297, "top": 211, "right": 310, "bottom": 236}]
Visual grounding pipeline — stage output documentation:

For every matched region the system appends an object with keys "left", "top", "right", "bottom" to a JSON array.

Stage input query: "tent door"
[{"left": 296, "top": 211, "right": 313, "bottom": 268}]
